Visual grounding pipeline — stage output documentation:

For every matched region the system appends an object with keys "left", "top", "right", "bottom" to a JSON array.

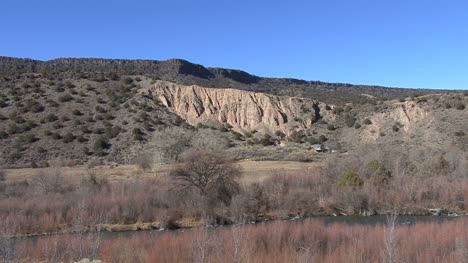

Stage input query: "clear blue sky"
[{"left": 1, "top": 0, "right": 467, "bottom": 90}]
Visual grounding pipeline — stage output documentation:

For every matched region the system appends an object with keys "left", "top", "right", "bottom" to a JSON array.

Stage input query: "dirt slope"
[{"left": 145, "top": 81, "right": 329, "bottom": 135}]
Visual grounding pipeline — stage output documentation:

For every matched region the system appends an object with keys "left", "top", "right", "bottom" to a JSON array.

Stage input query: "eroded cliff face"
[{"left": 144, "top": 81, "right": 326, "bottom": 135}]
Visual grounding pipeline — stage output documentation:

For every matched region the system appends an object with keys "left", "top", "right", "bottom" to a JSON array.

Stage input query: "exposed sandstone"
[{"left": 145, "top": 81, "right": 327, "bottom": 135}]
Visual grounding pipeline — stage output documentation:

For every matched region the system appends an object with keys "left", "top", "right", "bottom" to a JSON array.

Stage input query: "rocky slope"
[
  {"left": 145, "top": 81, "right": 328, "bottom": 135},
  {"left": 0, "top": 56, "right": 457, "bottom": 104},
  {"left": 0, "top": 68, "right": 466, "bottom": 168}
]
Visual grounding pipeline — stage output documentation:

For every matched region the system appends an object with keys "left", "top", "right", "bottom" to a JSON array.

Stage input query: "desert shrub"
[
  {"left": 123, "top": 77, "right": 133, "bottom": 85},
  {"left": 36, "top": 146, "right": 46, "bottom": 153},
  {"left": 259, "top": 134, "right": 275, "bottom": 146},
  {"left": 9, "top": 112, "right": 25, "bottom": 123},
  {"left": 0, "top": 169, "right": 5, "bottom": 181},
  {"left": 58, "top": 94, "right": 73, "bottom": 102},
  {"left": 94, "top": 137, "right": 110, "bottom": 156},
  {"left": 76, "top": 135, "right": 88, "bottom": 143},
  {"left": 62, "top": 132, "right": 75, "bottom": 143},
  {"left": 7, "top": 123, "right": 21, "bottom": 135},
  {"left": 432, "top": 155, "right": 451, "bottom": 176},
  {"left": 132, "top": 128, "right": 144, "bottom": 141},
  {"left": 47, "top": 99, "right": 59, "bottom": 107},
  {"left": 392, "top": 124, "right": 399, "bottom": 132},
  {"left": 318, "top": 135, "right": 327, "bottom": 143},
  {"left": 19, "top": 133, "right": 37, "bottom": 144},
  {"left": 365, "top": 160, "right": 391, "bottom": 185},
  {"left": 102, "top": 113, "right": 114, "bottom": 120},
  {"left": 231, "top": 131, "right": 243, "bottom": 140},
  {"left": 286, "top": 152, "right": 314, "bottom": 162},
  {"left": 307, "top": 136, "right": 319, "bottom": 144},
  {"left": 54, "top": 85, "right": 65, "bottom": 92},
  {"left": 51, "top": 133, "right": 62, "bottom": 140},
  {"left": 135, "top": 154, "right": 153, "bottom": 171},
  {"left": 0, "top": 99, "right": 7, "bottom": 108},
  {"left": 0, "top": 130, "right": 7, "bottom": 139},
  {"left": 93, "top": 128, "right": 104, "bottom": 134},
  {"left": 96, "top": 97, "right": 106, "bottom": 104},
  {"left": 289, "top": 130, "right": 305, "bottom": 143},
  {"left": 338, "top": 170, "right": 364, "bottom": 188},
  {"left": 52, "top": 122, "right": 63, "bottom": 129},
  {"left": 105, "top": 126, "right": 122, "bottom": 138},
  {"left": 454, "top": 131, "right": 465, "bottom": 137},
  {"left": 45, "top": 113, "right": 58, "bottom": 122},
  {"left": 354, "top": 123, "right": 362, "bottom": 129},
  {"left": 65, "top": 80, "right": 74, "bottom": 89},
  {"left": 72, "top": 109, "right": 82, "bottom": 116},
  {"left": 455, "top": 103, "right": 465, "bottom": 110},
  {"left": 95, "top": 105, "right": 107, "bottom": 113},
  {"left": 345, "top": 115, "right": 356, "bottom": 127},
  {"left": 332, "top": 106, "right": 344, "bottom": 114},
  {"left": 363, "top": 118, "right": 372, "bottom": 125},
  {"left": 275, "top": 130, "right": 286, "bottom": 139},
  {"left": 327, "top": 124, "right": 336, "bottom": 131},
  {"left": 83, "top": 146, "right": 91, "bottom": 155},
  {"left": 24, "top": 99, "right": 44, "bottom": 113}
]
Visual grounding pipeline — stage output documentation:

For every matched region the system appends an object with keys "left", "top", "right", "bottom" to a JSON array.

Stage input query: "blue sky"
[{"left": 1, "top": 0, "right": 467, "bottom": 90}]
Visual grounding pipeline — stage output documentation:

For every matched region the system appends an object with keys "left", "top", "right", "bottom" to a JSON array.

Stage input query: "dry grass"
[
  {"left": 1, "top": 160, "right": 323, "bottom": 184},
  {"left": 14, "top": 217, "right": 468, "bottom": 263}
]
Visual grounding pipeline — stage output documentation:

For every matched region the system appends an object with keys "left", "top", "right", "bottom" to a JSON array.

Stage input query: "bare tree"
[
  {"left": 0, "top": 169, "right": 5, "bottom": 182},
  {"left": 72, "top": 196, "right": 105, "bottom": 262},
  {"left": 383, "top": 211, "right": 399, "bottom": 263},
  {"left": 151, "top": 126, "right": 194, "bottom": 163},
  {"left": 0, "top": 216, "right": 17, "bottom": 261},
  {"left": 455, "top": 233, "right": 468, "bottom": 263},
  {"left": 230, "top": 221, "right": 247, "bottom": 263},
  {"left": 30, "top": 167, "right": 70, "bottom": 194},
  {"left": 191, "top": 129, "right": 229, "bottom": 152},
  {"left": 191, "top": 227, "right": 212, "bottom": 263},
  {"left": 170, "top": 151, "right": 241, "bottom": 204}
]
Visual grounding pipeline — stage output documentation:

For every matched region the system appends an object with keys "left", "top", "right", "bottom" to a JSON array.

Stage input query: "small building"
[{"left": 312, "top": 145, "right": 331, "bottom": 153}]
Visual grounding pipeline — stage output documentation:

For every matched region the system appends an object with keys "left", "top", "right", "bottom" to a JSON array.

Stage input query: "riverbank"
[{"left": 9, "top": 216, "right": 468, "bottom": 263}]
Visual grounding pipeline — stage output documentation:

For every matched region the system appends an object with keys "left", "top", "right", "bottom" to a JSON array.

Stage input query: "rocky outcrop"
[{"left": 145, "top": 81, "right": 325, "bottom": 135}]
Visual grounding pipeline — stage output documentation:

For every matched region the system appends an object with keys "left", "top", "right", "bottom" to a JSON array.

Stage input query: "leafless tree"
[
  {"left": 191, "top": 129, "right": 229, "bottom": 152},
  {"left": 134, "top": 153, "right": 153, "bottom": 171},
  {"left": 383, "top": 211, "right": 399, "bottom": 263},
  {"left": 72, "top": 196, "right": 105, "bottom": 262},
  {"left": 455, "top": 233, "right": 468, "bottom": 263},
  {"left": 30, "top": 167, "right": 70, "bottom": 194},
  {"left": 0, "top": 169, "right": 5, "bottom": 182},
  {"left": 170, "top": 151, "right": 241, "bottom": 204},
  {"left": 151, "top": 126, "right": 194, "bottom": 163},
  {"left": 230, "top": 220, "right": 248, "bottom": 263},
  {"left": 191, "top": 227, "right": 212, "bottom": 263},
  {"left": 0, "top": 216, "right": 17, "bottom": 261}
]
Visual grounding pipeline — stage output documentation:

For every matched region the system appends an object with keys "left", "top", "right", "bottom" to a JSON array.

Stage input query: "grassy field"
[{"left": 2, "top": 160, "right": 324, "bottom": 184}]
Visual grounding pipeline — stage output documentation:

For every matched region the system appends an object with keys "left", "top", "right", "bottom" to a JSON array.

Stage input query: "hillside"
[
  {"left": 0, "top": 66, "right": 466, "bottom": 168},
  {"left": 0, "top": 56, "right": 458, "bottom": 104}
]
